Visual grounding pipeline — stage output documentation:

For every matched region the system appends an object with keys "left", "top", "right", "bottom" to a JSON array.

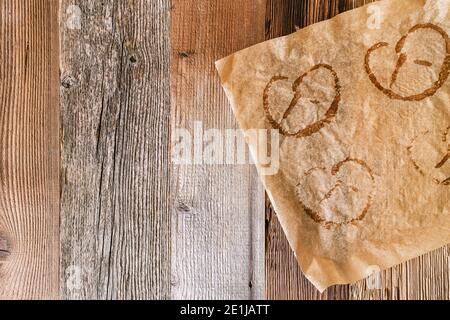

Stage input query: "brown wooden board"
[{"left": 0, "top": 0, "right": 59, "bottom": 299}]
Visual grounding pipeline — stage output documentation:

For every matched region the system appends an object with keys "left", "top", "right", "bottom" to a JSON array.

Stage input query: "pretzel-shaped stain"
[
  {"left": 407, "top": 125, "right": 450, "bottom": 185},
  {"left": 365, "top": 23, "right": 450, "bottom": 101},
  {"left": 297, "top": 158, "right": 375, "bottom": 228},
  {"left": 263, "top": 64, "right": 341, "bottom": 138}
]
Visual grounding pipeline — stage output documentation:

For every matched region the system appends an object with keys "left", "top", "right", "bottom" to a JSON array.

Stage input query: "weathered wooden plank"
[
  {"left": 0, "top": 0, "right": 59, "bottom": 299},
  {"left": 170, "top": 0, "right": 266, "bottom": 299},
  {"left": 60, "top": 0, "right": 171, "bottom": 299},
  {"left": 266, "top": 0, "right": 450, "bottom": 300}
]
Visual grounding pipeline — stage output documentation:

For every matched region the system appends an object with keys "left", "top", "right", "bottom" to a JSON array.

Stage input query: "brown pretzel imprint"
[
  {"left": 263, "top": 64, "right": 341, "bottom": 138},
  {"left": 296, "top": 158, "right": 375, "bottom": 229},
  {"left": 408, "top": 125, "right": 450, "bottom": 185},
  {"left": 365, "top": 23, "right": 450, "bottom": 101}
]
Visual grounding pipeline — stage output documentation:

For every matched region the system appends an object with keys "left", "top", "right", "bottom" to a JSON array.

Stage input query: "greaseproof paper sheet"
[{"left": 216, "top": 0, "right": 450, "bottom": 291}]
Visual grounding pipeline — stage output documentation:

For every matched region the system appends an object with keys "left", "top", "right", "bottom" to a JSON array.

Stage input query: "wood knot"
[
  {"left": 0, "top": 235, "right": 11, "bottom": 260},
  {"left": 178, "top": 50, "right": 195, "bottom": 59},
  {"left": 129, "top": 55, "right": 137, "bottom": 64},
  {"left": 61, "top": 75, "right": 77, "bottom": 89},
  {"left": 176, "top": 201, "right": 194, "bottom": 216}
]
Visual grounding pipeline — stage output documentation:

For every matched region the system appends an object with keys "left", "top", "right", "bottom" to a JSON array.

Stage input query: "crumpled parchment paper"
[{"left": 216, "top": 0, "right": 450, "bottom": 291}]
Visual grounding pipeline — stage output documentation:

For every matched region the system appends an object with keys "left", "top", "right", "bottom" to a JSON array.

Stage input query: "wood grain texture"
[
  {"left": 60, "top": 0, "right": 171, "bottom": 299},
  {"left": 266, "top": 0, "right": 450, "bottom": 300},
  {"left": 0, "top": 0, "right": 59, "bottom": 299},
  {"left": 171, "top": 0, "right": 266, "bottom": 299}
]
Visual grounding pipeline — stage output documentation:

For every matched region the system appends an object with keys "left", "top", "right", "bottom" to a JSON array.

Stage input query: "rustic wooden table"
[{"left": 0, "top": 0, "right": 448, "bottom": 299}]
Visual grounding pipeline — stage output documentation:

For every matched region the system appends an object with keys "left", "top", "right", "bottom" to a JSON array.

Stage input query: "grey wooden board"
[
  {"left": 170, "top": 0, "right": 266, "bottom": 299},
  {"left": 59, "top": 0, "right": 171, "bottom": 299}
]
